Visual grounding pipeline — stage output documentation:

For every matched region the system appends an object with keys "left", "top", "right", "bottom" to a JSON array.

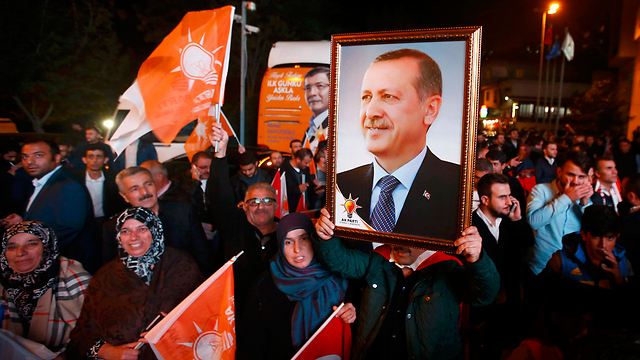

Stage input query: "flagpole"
[
  {"left": 542, "top": 45, "right": 551, "bottom": 125},
  {"left": 555, "top": 49, "right": 566, "bottom": 136},
  {"left": 535, "top": 11, "right": 547, "bottom": 123},
  {"left": 215, "top": 103, "right": 221, "bottom": 152},
  {"left": 231, "top": 250, "right": 244, "bottom": 263},
  {"left": 548, "top": 54, "right": 558, "bottom": 125}
]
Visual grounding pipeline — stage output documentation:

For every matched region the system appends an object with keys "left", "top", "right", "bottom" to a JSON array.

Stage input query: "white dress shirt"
[
  {"left": 476, "top": 207, "right": 502, "bottom": 242},
  {"left": 85, "top": 171, "right": 105, "bottom": 217},
  {"left": 370, "top": 146, "right": 428, "bottom": 222},
  {"left": 27, "top": 165, "right": 62, "bottom": 212}
]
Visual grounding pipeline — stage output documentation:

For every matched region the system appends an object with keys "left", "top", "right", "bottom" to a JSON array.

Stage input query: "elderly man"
[
  {"left": 301, "top": 67, "right": 330, "bottom": 154},
  {"left": 336, "top": 48, "right": 460, "bottom": 240},
  {"left": 141, "top": 160, "right": 189, "bottom": 203},
  {"left": 315, "top": 208, "right": 499, "bottom": 360},
  {"left": 102, "top": 166, "right": 212, "bottom": 275},
  {"left": 207, "top": 123, "right": 279, "bottom": 313}
]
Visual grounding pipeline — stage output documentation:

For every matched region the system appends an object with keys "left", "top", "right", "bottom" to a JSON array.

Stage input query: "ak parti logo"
[{"left": 341, "top": 194, "right": 362, "bottom": 219}]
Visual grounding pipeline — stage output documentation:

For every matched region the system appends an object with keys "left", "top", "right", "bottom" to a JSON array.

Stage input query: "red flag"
[
  {"left": 146, "top": 257, "right": 238, "bottom": 360},
  {"left": 544, "top": 25, "right": 553, "bottom": 45},
  {"left": 271, "top": 169, "right": 289, "bottom": 219},
  {"left": 296, "top": 174, "right": 309, "bottom": 212},
  {"left": 185, "top": 110, "right": 238, "bottom": 161},
  {"left": 137, "top": 7, "right": 235, "bottom": 144},
  {"left": 292, "top": 303, "right": 352, "bottom": 360}
]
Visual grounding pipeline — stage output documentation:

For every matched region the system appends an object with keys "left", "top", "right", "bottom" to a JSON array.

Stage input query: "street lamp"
[{"left": 535, "top": 3, "right": 559, "bottom": 123}]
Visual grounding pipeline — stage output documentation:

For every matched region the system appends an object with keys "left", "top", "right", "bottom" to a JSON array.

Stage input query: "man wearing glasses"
[
  {"left": 302, "top": 67, "right": 330, "bottom": 155},
  {"left": 207, "top": 123, "right": 279, "bottom": 315}
]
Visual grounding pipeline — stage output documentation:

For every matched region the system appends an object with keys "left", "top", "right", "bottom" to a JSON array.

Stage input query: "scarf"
[
  {"left": 270, "top": 212, "right": 347, "bottom": 347},
  {"left": 0, "top": 221, "right": 59, "bottom": 329},
  {"left": 116, "top": 207, "right": 165, "bottom": 285}
]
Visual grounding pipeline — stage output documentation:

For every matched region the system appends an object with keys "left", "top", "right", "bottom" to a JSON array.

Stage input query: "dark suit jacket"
[
  {"left": 282, "top": 161, "right": 316, "bottom": 212},
  {"left": 72, "top": 169, "right": 128, "bottom": 219},
  {"left": 111, "top": 140, "right": 158, "bottom": 173},
  {"left": 336, "top": 147, "right": 460, "bottom": 241},
  {"left": 103, "top": 200, "right": 213, "bottom": 275},
  {"left": 472, "top": 210, "right": 531, "bottom": 306},
  {"left": 24, "top": 168, "right": 100, "bottom": 273}
]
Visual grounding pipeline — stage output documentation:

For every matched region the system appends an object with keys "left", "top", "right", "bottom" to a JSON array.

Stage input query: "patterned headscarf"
[
  {"left": 271, "top": 212, "right": 347, "bottom": 347},
  {"left": 116, "top": 207, "right": 165, "bottom": 285},
  {"left": 0, "top": 221, "right": 60, "bottom": 328}
]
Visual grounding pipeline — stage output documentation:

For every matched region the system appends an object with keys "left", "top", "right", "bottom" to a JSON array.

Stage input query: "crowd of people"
[{"left": 1, "top": 119, "right": 640, "bottom": 359}]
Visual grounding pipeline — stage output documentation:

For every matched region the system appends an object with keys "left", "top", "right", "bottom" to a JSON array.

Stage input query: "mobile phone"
[
  {"left": 134, "top": 314, "right": 165, "bottom": 350},
  {"left": 510, "top": 202, "right": 517, "bottom": 213}
]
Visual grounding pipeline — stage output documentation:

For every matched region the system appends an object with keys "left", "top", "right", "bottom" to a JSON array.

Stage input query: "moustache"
[
  {"left": 364, "top": 118, "right": 391, "bottom": 129},
  {"left": 138, "top": 194, "right": 154, "bottom": 202}
]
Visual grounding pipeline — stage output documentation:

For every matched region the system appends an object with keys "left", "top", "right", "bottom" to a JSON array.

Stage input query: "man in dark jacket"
[
  {"left": 207, "top": 124, "right": 279, "bottom": 315},
  {"left": 230, "top": 152, "right": 271, "bottom": 204},
  {"left": 3, "top": 139, "right": 100, "bottom": 272},
  {"left": 315, "top": 208, "right": 500, "bottom": 360}
]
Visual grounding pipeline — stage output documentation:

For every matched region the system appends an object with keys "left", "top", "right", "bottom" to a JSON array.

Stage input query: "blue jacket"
[{"left": 526, "top": 180, "right": 592, "bottom": 274}]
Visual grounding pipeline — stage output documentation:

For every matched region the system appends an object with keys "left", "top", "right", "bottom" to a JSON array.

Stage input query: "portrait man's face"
[
  {"left": 360, "top": 57, "right": 442, "bottom": 171},
  {"left": 304, "top": 72, "right": 330, "bottom": 116}
]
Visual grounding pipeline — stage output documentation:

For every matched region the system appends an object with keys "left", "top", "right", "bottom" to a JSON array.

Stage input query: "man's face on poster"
[
  {"left": 304, "top": 72, "right": 330, "bottom": 116},
  {"left": 360, "top": 57, "right": 441, "bottom": 166}
]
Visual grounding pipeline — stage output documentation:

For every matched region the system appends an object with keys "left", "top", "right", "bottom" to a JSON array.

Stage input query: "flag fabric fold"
[
  {"left": 291, "top": 303, "right": 352, "bottom": 360},
  {"left": 544, "top": 26, "right": 553, "bottom": 45},
  {"left": 145, "top": 256, "right": 238, "bottom": 360},
  {"left": 546, "top": 40, "right": 562, "bottom": 60},
  {"left": 184, "top": 110, "right": 240, "bottom": 161},
  {"left": 271, "top": 169, "right": 290, "bottom": 219},
  {"left": 562, "top": 32, "right": 575, "bottom": 61},
  {"left": 110, "top": 6, "right": 235, "bottom": 153}
]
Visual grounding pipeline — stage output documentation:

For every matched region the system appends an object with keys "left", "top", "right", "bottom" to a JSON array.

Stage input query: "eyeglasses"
[
  {"left": 304, "top": 83, "right": 329, "bottom": 92},
  {"left": 246, "top": 197, "right": 277, "bottom": 207}
]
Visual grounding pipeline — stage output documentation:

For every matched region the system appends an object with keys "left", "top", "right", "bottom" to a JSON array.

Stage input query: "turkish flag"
[
  {"left": 146, "top": 258, "right": 237, "bottom": 360},
  {"left": 137, "top": 7, "right": 234, "bottom": 144},
  {"left": 271, "top": 169, "right": 290, "bottom": 219},
  {"left": 184, "top": 110, "right": 239, "bottom": 161},
  {"left": 291, "top": 303, "right": 352, "bottom": 360}
]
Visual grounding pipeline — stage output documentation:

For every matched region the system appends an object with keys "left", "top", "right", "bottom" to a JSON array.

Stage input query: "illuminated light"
[
  {"left": 545, "top": 106, "right": 549, "bottom": 113},
  {"left": 103, "top": 119, "right": 114, "bottom": 129},
  {"left": 548, "top": 3, "right": 559, "bottom": 14},
  {"left": 266, "top": 161, "right": 272, "bottom": 166},
  {"left": 294, "top": 65, "right": 300, "bottom": 68},
  {"left": 480, "top": 105, "right": 488, "bottom": 118},
  {"left": 504, "top": 96, "right": 509, "bottom": 101}
]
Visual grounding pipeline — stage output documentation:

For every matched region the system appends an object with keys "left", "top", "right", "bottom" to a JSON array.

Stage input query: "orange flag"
[
  {"left": 185, "top": 111, "right": 238, "bottom": 161},
  {"left": 271, "top": 169, "right": 289, "bottom": 219},
  {"left": 146, "top": 255, "right": 238, "bottom": 360},
  {"left": 137, "top": 7, "right": 235, "bottom": 144}
]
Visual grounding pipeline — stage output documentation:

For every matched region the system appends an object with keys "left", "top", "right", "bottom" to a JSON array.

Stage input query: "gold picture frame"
[{"left": 327, "top": 27, "right": 481, "bottom": 252}]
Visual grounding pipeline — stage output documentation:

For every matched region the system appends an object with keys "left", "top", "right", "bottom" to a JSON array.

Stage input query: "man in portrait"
[
  {"left": 337, "top": 48, "right": 460, "bottom": 240},
  {"left": 301, "top": 67, "right": 330, "bottom": 155}
]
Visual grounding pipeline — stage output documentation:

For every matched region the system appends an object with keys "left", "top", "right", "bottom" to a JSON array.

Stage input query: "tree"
[
  {"left": 0, "top": 0, "right": 129, "bottom": 132},
  {"left": 564, "top": 79, "right": 627, "bottom": 135}
]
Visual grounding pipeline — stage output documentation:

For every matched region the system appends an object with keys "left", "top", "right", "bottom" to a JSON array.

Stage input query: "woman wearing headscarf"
[
  {"left": 67, "top": 207, "right": 203, "bottom": 360},
  {"left": 236, "top": 212, "right": 356, "bottom": 360},
  {"left": 0, "top": 221, "right": 91, "bottom": 356}
]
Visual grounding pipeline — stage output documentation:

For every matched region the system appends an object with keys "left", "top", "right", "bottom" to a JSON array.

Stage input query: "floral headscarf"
[
  {"left": 0, "top": 221, "right": 59, "bottom": 328},
  {"left": 116, "top": 207, "right": 165, "bottom": 285}
]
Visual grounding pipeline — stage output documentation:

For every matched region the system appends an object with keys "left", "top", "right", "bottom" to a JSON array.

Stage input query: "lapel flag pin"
[{"left": 423, "top": 190, "right": 431, "bottom": 200}]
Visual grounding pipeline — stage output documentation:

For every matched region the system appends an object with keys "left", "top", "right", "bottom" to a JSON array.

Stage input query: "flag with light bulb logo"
[{"left": 136, "top": 6, "right": 235, "bottom": 145}]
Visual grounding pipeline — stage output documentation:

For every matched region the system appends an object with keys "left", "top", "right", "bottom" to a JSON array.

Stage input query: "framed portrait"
[{"left": 327, "top": 27, "right": 482, "bottom": 252}]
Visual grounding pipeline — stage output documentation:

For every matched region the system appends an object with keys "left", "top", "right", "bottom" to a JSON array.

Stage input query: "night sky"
[{"left": 0, "top": 0, "right": 615, "bottom": 135}]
